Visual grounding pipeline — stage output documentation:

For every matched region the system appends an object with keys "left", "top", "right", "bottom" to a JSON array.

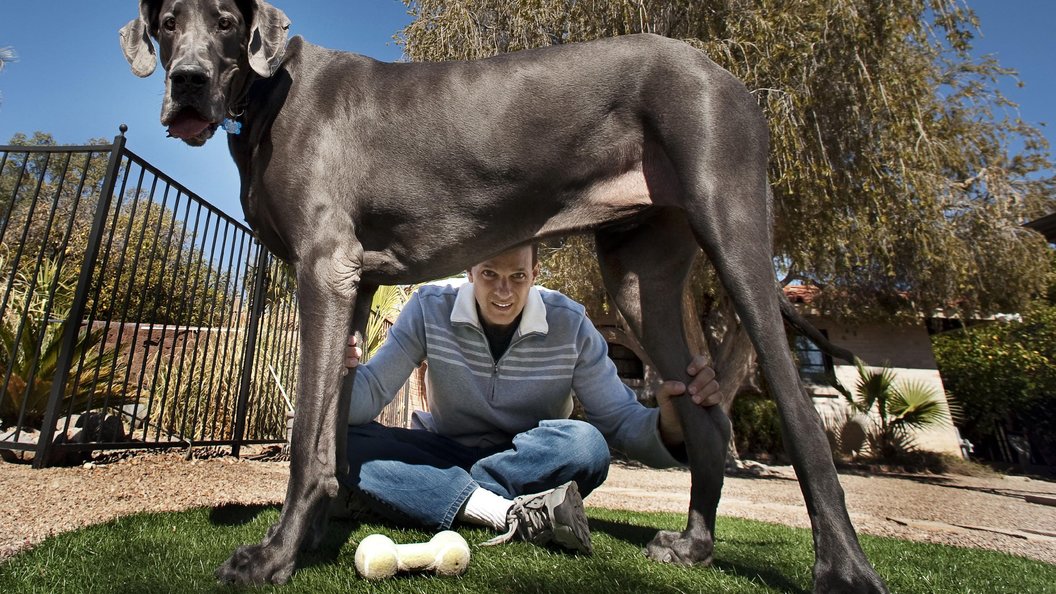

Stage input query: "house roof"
[
  {"left": 783, "top": 284, "right": 821, "bottom": 304},
  {"left": 1025, "top": 213, "right": 1056, "bottom": 242}
]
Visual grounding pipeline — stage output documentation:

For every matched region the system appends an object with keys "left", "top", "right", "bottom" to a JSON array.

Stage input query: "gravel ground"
[
  {"left": 1, "top": 450, "right": 1054, "bottom": 565},
  {"left": 593, "top": 462, "right": 1056, "bottom": 565}
]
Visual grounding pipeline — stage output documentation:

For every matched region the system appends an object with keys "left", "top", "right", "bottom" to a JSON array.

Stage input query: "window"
[
  {"left": 607, "top": 342, "right": 644, "bottom": 381},
  {"left": 792, "top": 332, "right": 834, "bottom": 384}
]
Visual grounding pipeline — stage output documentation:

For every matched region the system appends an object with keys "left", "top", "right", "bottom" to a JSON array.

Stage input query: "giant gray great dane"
[{"left": 120, "top": 1, "right": 887, "bottom": 591}]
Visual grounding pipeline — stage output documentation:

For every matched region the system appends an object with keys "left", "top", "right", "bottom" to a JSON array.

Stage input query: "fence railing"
[{"left": 0, "top": 128, "right": 301, "bottom": 467}]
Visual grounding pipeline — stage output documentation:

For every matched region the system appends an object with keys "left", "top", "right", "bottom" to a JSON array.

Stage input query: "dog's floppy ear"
[
  {"left": 247, "top": 0, "right": 291, "bottom": 78},
  {"left": 119, "top": 11, "right": 157, "bottom": 78}
]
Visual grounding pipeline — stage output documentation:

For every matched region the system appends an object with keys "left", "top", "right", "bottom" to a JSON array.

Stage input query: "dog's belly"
[
  {"left": 537, "top": 167, "right": 656, "bottom": 235},
  {"left": 360, "top": 167, "right": 664, "bottom": 284}
]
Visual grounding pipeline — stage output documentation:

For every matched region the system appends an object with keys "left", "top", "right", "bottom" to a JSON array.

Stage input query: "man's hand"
[
  {"left": 342, "top": 334, "right": 363, "bottom": 375},
  {"left": 656, "top": 356, "right": 720, "bottom": 448}
]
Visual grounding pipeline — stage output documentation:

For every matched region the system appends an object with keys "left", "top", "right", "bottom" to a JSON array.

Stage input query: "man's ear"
[
  {"left": 119, "top": 12, "right": 156, "bottom": 77},
  {"left": 466, "top": 268, "right": 475, "bottom": 283},
  {"left": 248, "top": 0, "right": 291, "bottom": 77}
]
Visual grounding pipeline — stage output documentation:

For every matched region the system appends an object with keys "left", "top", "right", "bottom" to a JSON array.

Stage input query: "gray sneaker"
[
  {"left": 482, "top": 481, "right": 593, "bottom": 554},
  {"left": 329, "top": 485, "right": 384, "bottom": 522}
]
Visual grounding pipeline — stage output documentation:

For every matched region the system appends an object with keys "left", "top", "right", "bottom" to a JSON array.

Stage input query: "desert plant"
[
  {"left": 0, "top": 255, "right": 138, "bottom": 429},
  {"left": 143, "top": 281, "right": 410, "bottom": 444},
  {"left": 364, "top": 285, "right": 409, "bottom": 360},
  {"left": 143, "top": 271, "right": 302, "bottom": 443},
  {"left": 144, "top": 338, "right": 239, "bottom": 442},
  {"left": 833, "top": 362, "right": 950, "bottom": 460}
]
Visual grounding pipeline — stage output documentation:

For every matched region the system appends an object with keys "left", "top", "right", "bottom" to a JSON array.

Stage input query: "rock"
[
  {"left": 70, "top": 413, "right": 128, "bottom": 444},
  {"left": 0, "top": 427, "right": 39, "bottom": 463}
]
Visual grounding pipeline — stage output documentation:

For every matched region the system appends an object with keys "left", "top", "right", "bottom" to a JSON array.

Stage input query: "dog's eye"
[
  {"left": 218, "top": 17, "right": 233, "bottom": 31},
  {"left": 163, "top": 17, "right": 177, "bottom": 32}
]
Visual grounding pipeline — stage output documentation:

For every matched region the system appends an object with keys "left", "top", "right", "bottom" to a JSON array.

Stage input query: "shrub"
[
  {"left": 730, "top": 391, "right": 785, "bottom": 459},
  {"left": 932, "top": 302, "right": 1056, "bottom": 466}
]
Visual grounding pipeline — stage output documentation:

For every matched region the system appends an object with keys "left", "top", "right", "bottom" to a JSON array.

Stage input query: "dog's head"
[{"left": 120, "top": 0, "right": 290, "bottom": 146}]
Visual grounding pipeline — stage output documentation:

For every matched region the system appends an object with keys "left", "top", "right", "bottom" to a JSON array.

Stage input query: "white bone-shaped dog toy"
[{"left": 354, "top": 530, "right": 471, "bottom": 580}]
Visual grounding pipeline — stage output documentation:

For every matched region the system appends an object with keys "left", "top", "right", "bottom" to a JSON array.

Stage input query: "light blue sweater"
[{"left": 348, "top": 283, "right": 683, "bottom": 468}]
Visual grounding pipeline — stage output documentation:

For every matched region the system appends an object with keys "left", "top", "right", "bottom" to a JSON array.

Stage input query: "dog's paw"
[
  {"left": 813, "top": 560, "right": 889, "bottom": 594},
  {"left": 642, "top": 529, "right": 714, "bottom": 566},
  {"left": 215, "top": 542, "right": 296, "bottom": 585}
]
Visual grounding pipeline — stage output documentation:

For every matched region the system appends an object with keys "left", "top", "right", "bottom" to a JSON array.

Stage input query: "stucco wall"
[{"left": 804, "top": 317, "right": 963, "bottom": 457}]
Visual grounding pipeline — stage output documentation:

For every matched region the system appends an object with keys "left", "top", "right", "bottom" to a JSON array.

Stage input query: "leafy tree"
[
  {"left": 398, "top": 0, "right": 1054, "bottom": 322},
  {"left": 1, "top": 133, "right": 112, "bottom": 256},
  {"left": 1, "top": 132, "right": 237, "bottom": 327},
  {"left": 88, "top": 197, "right": 236, "bottom": 327}
]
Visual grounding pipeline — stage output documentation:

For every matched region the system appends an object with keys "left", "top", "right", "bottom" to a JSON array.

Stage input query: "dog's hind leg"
[
  {"left": 216, "top": 241, "right": 366, "bottom": 585},
  {"left": 596, "top": 209, "right": 731, "bottom": 566},
  {"left": 665, "top": 101, "right": 887, "bottom": 591},
  {"left": 693, "top": 202, "right": 886, "bottom": 592}
]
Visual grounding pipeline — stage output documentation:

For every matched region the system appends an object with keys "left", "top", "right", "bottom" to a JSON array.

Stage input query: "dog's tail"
[{"left": 778, "top": 291, "right": 858, "bottom": 364}]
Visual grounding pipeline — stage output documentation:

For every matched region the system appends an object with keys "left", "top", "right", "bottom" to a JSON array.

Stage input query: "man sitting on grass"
[{"left": 339, "top": 243, "right": 720, "bottom": 554}]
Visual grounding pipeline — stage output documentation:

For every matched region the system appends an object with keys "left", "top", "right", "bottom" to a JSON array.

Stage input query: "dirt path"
[{"left": 1, "top": 452, "right": 1054, "bottom": 565}]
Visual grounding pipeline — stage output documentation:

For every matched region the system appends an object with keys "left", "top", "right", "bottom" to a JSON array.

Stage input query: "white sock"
[{"left": 457, "top": 487, "right": 513, "bottom": 531}]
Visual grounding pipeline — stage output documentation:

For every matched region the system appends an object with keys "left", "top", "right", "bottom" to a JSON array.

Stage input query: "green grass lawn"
[{"left": 1, "top": 505, "right": 1052, "bottom": 593}]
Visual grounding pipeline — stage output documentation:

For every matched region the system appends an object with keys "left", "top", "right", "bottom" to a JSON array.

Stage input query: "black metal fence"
[{"left": 0, "top": 128, "right": 300, "bottom": 467}]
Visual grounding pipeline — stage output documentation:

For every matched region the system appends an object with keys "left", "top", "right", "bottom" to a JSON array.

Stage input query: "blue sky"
[{"left": 0, "top": 1, "right": 1053, "bottom": 221}]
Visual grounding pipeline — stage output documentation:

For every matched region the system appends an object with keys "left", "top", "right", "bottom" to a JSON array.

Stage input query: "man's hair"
[
  {"left": 470, "top": 243, "right": 540, "bottom": 272},
  {"left": 500, "top": 243, "right": 539, "bottom": 265}
]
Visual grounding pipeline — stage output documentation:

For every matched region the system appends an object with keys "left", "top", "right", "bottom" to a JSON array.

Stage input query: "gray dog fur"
[{"left": 120, "top": 1, "right": 887, "bottom": 592}]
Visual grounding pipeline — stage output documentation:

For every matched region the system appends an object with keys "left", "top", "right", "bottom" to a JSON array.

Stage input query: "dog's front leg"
[
  {"left": 216, "top": 242, "right": 364, "bottom": 585},
  {"left": 303, "top": 281, "right": 377, "bottom": 552}
]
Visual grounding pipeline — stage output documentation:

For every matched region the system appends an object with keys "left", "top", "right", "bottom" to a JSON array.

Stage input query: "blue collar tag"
[{"left": 221, "top": 118, "right": 242, "bottom": 135}]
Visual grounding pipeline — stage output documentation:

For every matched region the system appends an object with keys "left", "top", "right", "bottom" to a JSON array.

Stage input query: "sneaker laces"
[{"left": 480, "top": 498, "right": 548, "bottom": 546}]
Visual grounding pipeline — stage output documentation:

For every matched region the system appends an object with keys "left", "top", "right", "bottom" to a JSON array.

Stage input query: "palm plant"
[
  {"left": 0, "top": 256, "right": 138, "bottom": 429},
  {"left": 364, "top": 285, "right": 410, "bottom": 360},
  {"left": 833, "top": 361, "right": 950, "bottom": 459}
]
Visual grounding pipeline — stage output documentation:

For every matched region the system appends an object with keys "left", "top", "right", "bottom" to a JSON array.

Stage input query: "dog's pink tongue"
[{"left": 167, "top": 111, "right": 212, "bottom": 140}]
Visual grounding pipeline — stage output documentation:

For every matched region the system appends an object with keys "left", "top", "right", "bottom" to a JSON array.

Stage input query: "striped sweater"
[{"left": 348, "top": 283, "right": 683, "bottom": 469}]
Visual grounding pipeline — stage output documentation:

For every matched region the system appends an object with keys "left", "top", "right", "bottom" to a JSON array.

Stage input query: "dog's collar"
[
  {"left": 222, "top": 71, "right": 258, "bottom": 135},
  {"left": 222, "top": 102, "right": 246, "bottom": 135}
]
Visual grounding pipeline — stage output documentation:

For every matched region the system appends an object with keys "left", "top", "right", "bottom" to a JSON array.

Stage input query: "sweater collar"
[{"left": 451, "top": 282, "right": 549, "bottom": 337}]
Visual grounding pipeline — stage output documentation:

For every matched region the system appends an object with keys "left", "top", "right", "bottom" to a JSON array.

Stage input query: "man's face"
[{"left": 467, "top": 245, "right": 539, "bottom": 330}]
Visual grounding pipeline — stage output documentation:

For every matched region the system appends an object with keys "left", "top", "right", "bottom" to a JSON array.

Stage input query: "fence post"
[
  {"left": 231, "top": 240, "right": 271, "bottom": 457},
  {"left": 34, "top": 126, "right": 128, "bottom": 468}
]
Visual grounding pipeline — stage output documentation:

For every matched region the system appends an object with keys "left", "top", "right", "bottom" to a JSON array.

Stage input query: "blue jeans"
[{"left": 340, "top": 419, "right": 611, "bottom": 530}]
